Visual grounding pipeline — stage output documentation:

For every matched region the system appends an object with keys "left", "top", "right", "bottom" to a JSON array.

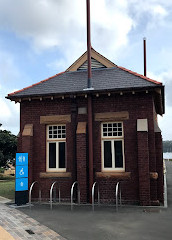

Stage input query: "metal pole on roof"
[
  {"left": 86, "top": 0, "right": 94, "bottom": 203},
  {"left": 87, "top": 0, "right": 92, "bottom": 88},
  {"left": 143, "top": 37, "right": 147, "bottom": 77}
]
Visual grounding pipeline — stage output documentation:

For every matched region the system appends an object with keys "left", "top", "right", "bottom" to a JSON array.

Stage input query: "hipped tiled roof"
[{"left": 8, "top": 66, "right": 162, "bottom": 99}]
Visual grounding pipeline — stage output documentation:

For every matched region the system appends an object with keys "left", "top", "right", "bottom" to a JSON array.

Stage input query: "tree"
[{"left": 0, "top": 124, "right": 17, "bottom": 167}]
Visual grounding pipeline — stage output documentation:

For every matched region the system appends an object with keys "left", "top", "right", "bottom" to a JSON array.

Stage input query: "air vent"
[{"left": 78, "top": 58, "right": 106, "bottom": 70}]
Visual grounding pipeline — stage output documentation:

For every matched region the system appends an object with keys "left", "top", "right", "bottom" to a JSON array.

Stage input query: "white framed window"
[
  {"left": 46, "top": 125, "right": 66, "bottom": 172},
  {"left": 101, "top": 122, "right": 125, "bottom": 171}
]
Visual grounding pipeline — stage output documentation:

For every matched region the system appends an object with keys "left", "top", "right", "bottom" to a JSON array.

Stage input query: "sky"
[{"left": 0, "top": 0, "right": 172, "bottom": 140}]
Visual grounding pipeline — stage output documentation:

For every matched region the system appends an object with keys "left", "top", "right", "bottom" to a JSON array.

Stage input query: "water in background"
[{"left": 163, "top": 152, "right": 172, "bottom": 159}]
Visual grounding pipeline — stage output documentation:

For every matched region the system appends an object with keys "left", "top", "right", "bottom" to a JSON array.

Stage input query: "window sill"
[
  {"left": 40, "top": 172, "right": 72, "bottom": 178},
  {"left": 95, "top": 172, "right": 131, "bottom": 179}
]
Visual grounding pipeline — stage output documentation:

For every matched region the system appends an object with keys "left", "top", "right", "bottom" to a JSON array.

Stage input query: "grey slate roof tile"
[{"left": 8, "top": 67, "right": 161, "bottom": 98}]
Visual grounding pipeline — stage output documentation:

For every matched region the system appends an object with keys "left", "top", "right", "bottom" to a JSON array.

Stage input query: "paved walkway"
[{"left": 0, "top": 202, "right": 66, "bottom": 240}]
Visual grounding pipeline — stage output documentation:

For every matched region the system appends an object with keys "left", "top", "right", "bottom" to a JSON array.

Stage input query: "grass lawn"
[{"left": 0, "top": 179, "right": 15, "bottom": 200}]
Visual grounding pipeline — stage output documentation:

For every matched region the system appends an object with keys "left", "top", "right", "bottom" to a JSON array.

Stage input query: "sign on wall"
[{"left": 15, "top": 153, "right": 28, "bottom": 192}]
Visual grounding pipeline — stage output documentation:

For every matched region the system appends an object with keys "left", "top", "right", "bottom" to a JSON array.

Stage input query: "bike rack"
[
  {"left": 50, "top": 181, "right": 61, "bottom": 210},
  {"left": 71, "top": 181, "right": 80, "bottom": 210},
  {"left": 115, "top": 182, "right": 122, "bottom": 212},
  {"left": 29, "top": 181, "right": 41, "bottom": 209},
  {"left": 92, "top": 182, "right": 100, "bottom": 211}
]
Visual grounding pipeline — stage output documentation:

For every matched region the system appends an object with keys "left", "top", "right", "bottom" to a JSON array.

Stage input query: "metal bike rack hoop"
[
  {"left": 50, "top": 181, "right": 61, "bottom": 210},
  {"left": 29, "top": 181, "right": 41, "bottom": 209},
  {"left": 71, "top": 181, "right": 80, "bottom": 210},
  {"left": 115, "top": 182, "right": 122, "bottom": 212},
  {"left": 92, "top": 182, "right": 100, "bottom": 211}
]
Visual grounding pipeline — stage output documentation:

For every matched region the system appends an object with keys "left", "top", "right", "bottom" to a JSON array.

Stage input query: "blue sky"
[{"left": 0, "top": 0, "right": 172, "bottom": 140}]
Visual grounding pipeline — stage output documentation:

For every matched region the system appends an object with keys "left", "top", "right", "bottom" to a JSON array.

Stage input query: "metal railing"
[
  {"left": 92, "top": 182, "right": 100, "bottom": 211},
  {"left": 115, "top": 182, "right": 122, "bottom": 212},
  {"left": 50, "top": 181, "right": 61, "bottom": 210},
  {"left": 29, "top": 181, "right": 41, "bottom": 209},
  {"left": 71, "top": 181, "right": 80, "bottom": 210}
]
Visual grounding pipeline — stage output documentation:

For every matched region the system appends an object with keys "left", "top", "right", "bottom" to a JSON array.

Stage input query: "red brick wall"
[
  {"left": 137, "top": 131, "right": 150, "bottom": 205},
  {"left": 19, "top": 92, "right": 163, "bottom": 205},
  {"left": 76, "top": 133, "right": 88, "bottom": 203},
  {"left": 20, "top": 99, "right": 74, "bottom": 200},
  {"left": 155, "top": 132, "right": 164, "bottom": 203}
]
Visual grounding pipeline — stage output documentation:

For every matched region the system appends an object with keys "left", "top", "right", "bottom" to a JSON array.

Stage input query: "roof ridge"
[
  {"left": 117, "top": 66, "right": 162, "bottom": 85},
  {"left": 8, "top": 72, "right": 65, "bottom": 96}
]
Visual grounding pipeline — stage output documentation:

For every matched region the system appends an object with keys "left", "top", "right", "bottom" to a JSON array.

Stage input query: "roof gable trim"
[
  {"left": 66, "top": 48, "right": 116, "bottom": 72},
  {"left": 117, "top": 66, "right": 162, "bottom": 85}
]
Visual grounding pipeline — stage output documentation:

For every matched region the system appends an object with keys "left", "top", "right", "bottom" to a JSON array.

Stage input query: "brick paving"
[{"left": 0, "top": 202, "right": 66, "bottom": 240}]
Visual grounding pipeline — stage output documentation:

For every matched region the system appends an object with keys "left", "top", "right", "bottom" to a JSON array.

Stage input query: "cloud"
[
  {"left": 0, "top": 0, "right": 135, "bottom": 64},
  {"left": 148, "top": 68, "right": 172, "bottom": 108},
  {"left": 158, "top": 106, "right": 172, "bottom": 140},
  {"left": 0, "top": 51, "right": 20, "bottom": 86},
  {"left": 127, "top": 0, "right": 170, "bottom": 32},
  {"left": 0, "top": 51, "right": 20, "bottom": 135},
  {"left": 0, "top": 94, "right": 19, "bottom": 135}
]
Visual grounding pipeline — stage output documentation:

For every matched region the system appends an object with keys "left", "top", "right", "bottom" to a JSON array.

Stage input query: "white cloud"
[
  {"left": 153, "top": 5, "right": 168, "bottom": 17},
  {"left": 127, "top": 0, "right": 170, "bottom": 32},
  {"left": 159, "top": 106, "right": 172, "bottom": 140},
  {"left": 0, "top": 51, "right": 20, "bottom": 86},
  {"left": 0, "top": 97, "right": 11, "bottom": 118},
  {"left": 148, "top": 68, "right": 172, "bottom": 109},
  {"left": 0, "top": 83, "right": 20, "bottom": 135},
  {"left": 0, "top": 0, "right": 135, "bottom": 64},
  {"left": 148, "top": 69, "right": 172, "bottom": 140},
  {"left": 0, "top": 97, "right": 19, "bottom": 135}
]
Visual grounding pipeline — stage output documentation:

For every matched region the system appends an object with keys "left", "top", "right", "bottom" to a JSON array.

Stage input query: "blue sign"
[
  {"left": 16, "top": 153, "right": 28, "bottom": 166},
  {"left": 16, "top": 166, "right": 28, "bottom": 179},
  {"left": 16, "top": 178, "right": 28, "bottom": 191},
  {"left": 15, "top": 153, "right": 28, "bottom": 192}
]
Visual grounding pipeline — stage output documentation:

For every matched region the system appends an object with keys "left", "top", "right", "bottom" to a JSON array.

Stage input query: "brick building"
[{"left": 7, "top": 48, "right": 165, "bottom": 206}]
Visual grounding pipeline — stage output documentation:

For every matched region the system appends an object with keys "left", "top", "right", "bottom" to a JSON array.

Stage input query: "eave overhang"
[{"left": 6, "top": 85, "right": 165, "bottom": 115}]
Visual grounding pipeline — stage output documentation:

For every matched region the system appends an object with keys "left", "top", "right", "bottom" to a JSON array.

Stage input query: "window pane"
[
  {"left": 114, "top": 141, "right": 123, "bottom": 168},
  {"left": 104, "top": 141, "right": 112, "bottom": 168},
  {"left": 49, "top": 143, "right": 56, "bottom": 168},
  {"left": 59, "top": 142, "right": 65, "bottom": 168}
]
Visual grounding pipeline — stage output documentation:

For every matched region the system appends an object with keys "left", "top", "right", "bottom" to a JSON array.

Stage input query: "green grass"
[{"left": 0, "top": 180, "right": 15, "bottom": 199}]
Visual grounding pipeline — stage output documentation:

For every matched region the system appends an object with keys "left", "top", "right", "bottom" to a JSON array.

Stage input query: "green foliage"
[
  {"left": 0, "top": 124, "right": 17, "bottom": 167},
  {"left": 0, "top": 167, "right": 4, "bottom": 173},
  {"left": 163, "top": 141, "right": 172, "bottom": 153}
]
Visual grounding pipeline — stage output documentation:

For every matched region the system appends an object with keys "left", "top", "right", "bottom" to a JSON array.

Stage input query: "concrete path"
[
  {"left": 0, "top": 202, "right": 66, "bottom": 240},
  {"left": 19, "top": 160, "right": 172, "bottom": 240}
]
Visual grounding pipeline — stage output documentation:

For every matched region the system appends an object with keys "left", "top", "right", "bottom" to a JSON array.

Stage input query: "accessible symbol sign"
[{"left": 15, "top": 153, "right": 28, "bottom": 191}]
